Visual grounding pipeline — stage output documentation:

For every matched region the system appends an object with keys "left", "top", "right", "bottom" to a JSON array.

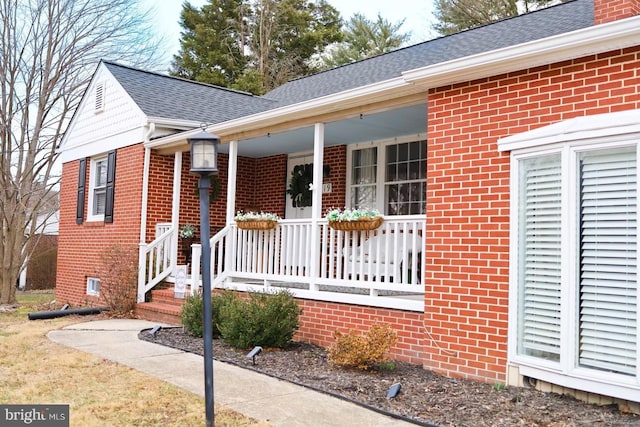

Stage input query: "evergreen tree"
[
  {"left": 322, "top": 13, "right": 410, "bottom": 69},
  {"left": 171, "top": 0, "right": 342, "bottom": 94},
  {"left": 170, "top": 0, "right": 247, "bottom": 87},
  {"left": 432, "top": 0, "right": 566, "bottom": 35}
]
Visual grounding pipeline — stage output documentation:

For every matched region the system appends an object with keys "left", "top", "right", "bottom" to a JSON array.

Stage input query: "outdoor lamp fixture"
[
  {"left": 246, "top": 346, "right": 263, "bottom": 365},
  {"left": 188, "top": 127, "right": 220, "bottom": 427}
]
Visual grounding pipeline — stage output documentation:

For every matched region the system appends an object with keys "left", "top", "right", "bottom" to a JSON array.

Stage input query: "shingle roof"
[
  {"left": 103, "top": 62, "right": 275, "bottom": 124},
  {"left": 265, "top": 0, "right": 593, "bottom": 105},
  {"left": 104, "top": 0, "right": 593, "bottom": 123}
]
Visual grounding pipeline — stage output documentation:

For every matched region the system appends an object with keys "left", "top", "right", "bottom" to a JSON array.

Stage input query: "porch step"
[
  {"left": 135, "top": 302, "right": 182, "bottom": 326},
  {"left": 135, "top": 287, "right": 191, "bottom": 326},
  {"left": 149, "top": 288, "right": 188, "bottom": 306}
]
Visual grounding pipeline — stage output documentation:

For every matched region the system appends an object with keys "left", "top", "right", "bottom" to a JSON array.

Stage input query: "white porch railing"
[
  {"left": 191, "top": 216, "right": 425, "bottom": 310},
  {"left": 137, "top": 227, "right": 174, "bottom": 302}
]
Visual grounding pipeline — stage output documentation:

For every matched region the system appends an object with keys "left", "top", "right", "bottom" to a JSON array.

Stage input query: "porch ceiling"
[{"left": 217, "top": 103, "right": 427, "bottom": 158}]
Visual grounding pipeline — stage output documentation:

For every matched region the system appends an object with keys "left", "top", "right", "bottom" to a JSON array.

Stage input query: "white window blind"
[
  {"left": 579, "top": 149, "right": 637, "bottom": 375},
  {"left": 93, "top": 158, "right": 107, "bottom": 215},
  {"left": 519, "top": 155, "right": 562, "bottom": 360},
  {"left": 350, "top": 147, "right": 377, "bottom": 209}
]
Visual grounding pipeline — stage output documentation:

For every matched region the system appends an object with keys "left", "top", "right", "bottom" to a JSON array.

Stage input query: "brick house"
[{"left": 56, "top": 0, "right": 640, "bottom": 406}]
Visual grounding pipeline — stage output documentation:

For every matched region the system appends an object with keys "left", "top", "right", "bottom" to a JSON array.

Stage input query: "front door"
[{"left": 285, "top": 154, "right": 313, "bottom": 219}]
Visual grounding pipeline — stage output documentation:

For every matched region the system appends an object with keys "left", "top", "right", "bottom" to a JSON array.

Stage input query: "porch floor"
[{"left": 135, "top": 281, "right": 424, "bottom": 326}]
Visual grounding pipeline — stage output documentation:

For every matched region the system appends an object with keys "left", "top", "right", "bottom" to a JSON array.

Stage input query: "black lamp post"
[{"left": 188, "top": 129, "right": 219, "bottom": 427}]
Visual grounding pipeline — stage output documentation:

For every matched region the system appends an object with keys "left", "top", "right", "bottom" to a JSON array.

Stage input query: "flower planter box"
[
  {"left": 236, "top": 219, "right": 278, "bottom": 230},
  {"left": 328, "top": 216, "right": 383, "bottom": 231}
]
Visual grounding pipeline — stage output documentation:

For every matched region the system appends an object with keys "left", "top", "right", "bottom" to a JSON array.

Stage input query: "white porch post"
[
  {"left": 137, "top": 146, "right": 152, "bottom": 302},
  {"left": 224, "top": 140, "right": 238, "bottom": 286},
  {"left": 226, "top": 140, "right": 238, "bottom": 224},
  {"left": 171, "top": 151, "right": 183, "bottom": 269},
  {"left": 309, "top": 123, "right": 325, "bottom": 291}
]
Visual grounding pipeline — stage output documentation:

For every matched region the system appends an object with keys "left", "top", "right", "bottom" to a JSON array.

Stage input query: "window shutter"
[
  {"left": 518, "top": 155, "right": 562, "bottom": 359},
  {"left": 579, "top": 149, "right": 637, "bottom": 375},
  {"left": 104, "top": 150, "right": 116, "bottom": 223},
  {"left": 76, "top": 158, "right": 87, "bottom": 224}
]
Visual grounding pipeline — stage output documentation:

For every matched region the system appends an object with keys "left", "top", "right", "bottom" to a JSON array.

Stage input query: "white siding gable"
[{"left": 59, "top": 63, "right": 148, "bottom": 163}]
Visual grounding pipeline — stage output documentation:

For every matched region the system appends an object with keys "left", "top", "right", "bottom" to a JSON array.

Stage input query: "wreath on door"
[
  {"left": 286, "top": 164, "right": 313, "bottom": 208},
  {"left": 193, "top": 175, "right": 221, "bottom": 203}
]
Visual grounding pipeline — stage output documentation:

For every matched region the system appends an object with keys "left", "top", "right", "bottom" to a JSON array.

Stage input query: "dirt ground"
[{"left": 140, "top": 327, "right": 639, "bottom": 427}]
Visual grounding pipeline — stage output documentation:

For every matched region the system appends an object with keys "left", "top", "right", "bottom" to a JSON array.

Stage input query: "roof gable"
[
  {"left": 58, "top": 62, "right": 147, "bottom": 161},
  {"left": 102, "top": 62, "right": 275, "bottom": 124}
]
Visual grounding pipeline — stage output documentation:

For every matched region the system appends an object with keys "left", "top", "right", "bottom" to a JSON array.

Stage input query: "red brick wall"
[
  {"left": 56, "top": 144, "right": 144, "bottom": 306},
  {"left": 146, "top": 151, "right": 174, "bottom": 240},
  {"left": 145, "top": 152, "right": 265, "bottom": 244},
  {"left": 235, "top": 155, "right": 258, "bottom": 214},
  {"left": 425, "top": 47, "right": 640, "bottom": 383},
  {"left": 321, "top": 145, "right": 347, "bottom": 212},
  {"left": 296, "top": 300, "right": 425, "bottom": 364},
  {"left": 594, "top": 0, "right": 640, "bottom": 24},
  {"left": 145, "top": 146, "right": 347, "bottom": 244},
  {"left": 255, "top": 155, "right": 287, "bottom": 216}
]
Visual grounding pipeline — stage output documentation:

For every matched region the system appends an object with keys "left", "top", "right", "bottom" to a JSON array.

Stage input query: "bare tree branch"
[{"left": 0, "top": 0, "right": 161, "bottom": 304}]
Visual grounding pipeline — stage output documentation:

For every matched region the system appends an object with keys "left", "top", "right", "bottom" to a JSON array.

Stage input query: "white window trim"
[
  {"left": 505, "top": 110, "right": 640, "bottom": 402},
  {"left": 346, "top": 133, "right": 426, "bottom": 214},
  {"left": 86, "top": 277, "right": 100, "bottom": 296},
  {"left": 87, "top": 155, "right": 107, "bottom": 222}
]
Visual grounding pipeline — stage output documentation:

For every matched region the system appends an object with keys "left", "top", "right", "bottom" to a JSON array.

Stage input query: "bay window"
[{"left": 504, "top": 110, "right": 640, "bottom": 400}]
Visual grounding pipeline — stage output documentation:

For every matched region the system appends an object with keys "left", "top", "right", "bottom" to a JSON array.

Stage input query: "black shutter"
[
  {"left": 76, "top": 158, "right": 86, "bottom": 224},
  {"left": 104, "top": 150, "right": 116, "bottom": 223}
]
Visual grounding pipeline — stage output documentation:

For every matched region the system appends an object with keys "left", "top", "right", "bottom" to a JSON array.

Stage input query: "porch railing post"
[
  {"left": 137, "top": 243, "right": 147, "bottom": 303},
  {"left": 190, "top": 243, "right": 202, "bottom": 295}
]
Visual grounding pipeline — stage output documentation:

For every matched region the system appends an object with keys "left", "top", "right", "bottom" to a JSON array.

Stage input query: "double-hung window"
[
  {"left": 89, "top": 156, "right": 108, "bottom": 219},
  {"left": 347, "top": 136, "right": 426, "bottom": 215},
  {"left": 81, "top": 150, "right": 116, "bottom": 223},
  {"left": 504, "top": 110, "right": 640, "bottom": 401}
]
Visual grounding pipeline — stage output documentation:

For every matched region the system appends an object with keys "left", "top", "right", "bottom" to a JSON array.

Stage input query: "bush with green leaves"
[
  {"left": 180, "top": 291, "right": 231, "bottom": 338},
  {"left": 217, "top": 289, "right": 301, "bottom": 349}
]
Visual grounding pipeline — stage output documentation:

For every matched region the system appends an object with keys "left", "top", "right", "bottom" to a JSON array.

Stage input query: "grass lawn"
[{"left": 0, "top": 292, "right": 271, "bottom": 427}]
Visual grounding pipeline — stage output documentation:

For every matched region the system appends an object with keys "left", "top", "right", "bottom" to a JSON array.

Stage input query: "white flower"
[
  {"left": 179, "top": 224, "right": 196, "bottom": 239},
  {"left": 234, "top": 211, "right": 281, "bottom": 222},
  {"left": 325, "top": 208, "right": 381, "bottom": 222}
]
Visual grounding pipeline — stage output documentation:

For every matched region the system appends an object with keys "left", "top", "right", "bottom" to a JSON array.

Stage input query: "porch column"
[
  {"left": 139, "top": 146, "right": 151, "bottom": 243},
  {"left": 171, "top": 151, "right": 183, "bottom": 269},
  {"left": 226, "top": 140, "right": 238, "bottom": 224},
  {"left": 308, "top": 123, "right": 325, "bottom": 291},
  {"left": 137, "top": 146, "right": 152, "bottom": 302}
]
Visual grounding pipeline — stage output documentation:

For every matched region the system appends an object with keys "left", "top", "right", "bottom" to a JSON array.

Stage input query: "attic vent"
[{"left": 94, "top": 82, "right": 105, "bottom": 113}]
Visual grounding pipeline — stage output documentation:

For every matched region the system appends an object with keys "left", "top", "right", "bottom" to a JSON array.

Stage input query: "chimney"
[{"left": 594, "top": 0, "right": 640, "bottom": 24}]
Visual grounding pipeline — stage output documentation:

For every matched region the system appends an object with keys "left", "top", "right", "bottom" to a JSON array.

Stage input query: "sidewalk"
[{"left": 47, "top": 319, "right": 416, "bottom": 427}]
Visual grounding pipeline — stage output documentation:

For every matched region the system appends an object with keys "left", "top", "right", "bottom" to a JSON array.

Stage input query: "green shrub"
[
  {"left": 217, "top": 289, "right": 301, "bottom": 349},
  {"left": 327, "top": 323, "right": 398, "bottom": 370},
  {"left": 180, "top": 292, "right": 227, "bottom": 338}
]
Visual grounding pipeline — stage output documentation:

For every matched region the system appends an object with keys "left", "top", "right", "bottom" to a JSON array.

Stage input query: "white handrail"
[{"left": 137, "top": 227, "right": 174, "bottom": 302}]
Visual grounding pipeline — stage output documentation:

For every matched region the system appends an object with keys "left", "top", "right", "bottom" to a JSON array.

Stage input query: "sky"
[{"left": 145, "top": 0, "right": 435, "bottom": 71}]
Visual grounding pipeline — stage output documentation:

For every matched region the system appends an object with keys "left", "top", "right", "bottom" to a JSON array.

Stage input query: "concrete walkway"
[{"left": 47, "top": 319, "right": 416, "bottom": 427}]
